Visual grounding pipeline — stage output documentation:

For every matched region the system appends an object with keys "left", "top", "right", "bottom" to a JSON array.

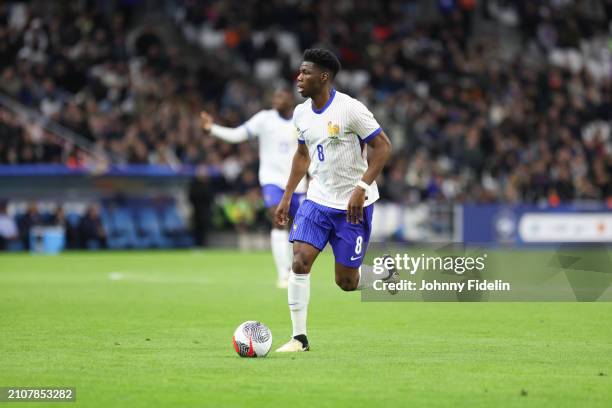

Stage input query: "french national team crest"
[{"left": 327, "top": 121, "right": 340, "bottom": 141}]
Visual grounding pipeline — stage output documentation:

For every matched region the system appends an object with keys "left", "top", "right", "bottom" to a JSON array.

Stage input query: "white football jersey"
[
  {"left": 243, "top": 109, "right": 307, "bottom": 193},
  {"left": 292, "top": 89, "right": 382, "bottom": 210}
]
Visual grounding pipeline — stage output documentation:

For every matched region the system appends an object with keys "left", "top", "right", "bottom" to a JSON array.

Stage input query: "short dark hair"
[{"left": 303, "top": 48, "right": 341, "bottom": 78}]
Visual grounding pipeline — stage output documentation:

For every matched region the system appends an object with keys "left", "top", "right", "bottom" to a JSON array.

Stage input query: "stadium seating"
[
  {"left": 159, "top": 205, "right": 193, "bottom": 248},
  {"left": 101, "top": 200, "right": 192, "bottom": 250},
  {"left": 134, "top": 207, "right": 167, "bottom": 248},
  {"left": 102, "top": 206, "right": 138, "bottom": 249}
]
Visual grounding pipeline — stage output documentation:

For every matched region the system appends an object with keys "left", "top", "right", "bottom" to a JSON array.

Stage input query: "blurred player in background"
[
  {"left": 200, "top": 87, "right": 307, "bottom": 288},
  {"left": 275, "top": 49, "right": 397, "bottom": 352}
]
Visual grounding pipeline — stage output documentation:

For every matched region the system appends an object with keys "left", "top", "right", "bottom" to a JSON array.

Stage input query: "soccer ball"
[{"left": 232, "top": 321, "right": 273, "bottom": 358}]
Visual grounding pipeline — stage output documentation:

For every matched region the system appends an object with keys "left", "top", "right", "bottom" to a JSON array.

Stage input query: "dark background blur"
[{"left": 0, "top": 0, "right": 610, "bottom": 250}]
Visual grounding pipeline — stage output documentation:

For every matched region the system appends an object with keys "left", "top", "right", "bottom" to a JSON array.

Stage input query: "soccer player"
[
  {"left": 200, "top": 87, "right": 307, "bottom": 288},
  {"left": 275, "top": 49, "right": 397, "bottom": 352}
]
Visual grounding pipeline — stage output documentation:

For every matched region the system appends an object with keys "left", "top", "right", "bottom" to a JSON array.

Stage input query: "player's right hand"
[
  {"left": 347, "top": 187, "right": 366, "bottom": 224},
  {"left": 275, "top": 198, "right": 291, "bottom": 226},
  {"left": 200, "top": 111, "right": 213, "bottom": 132}
]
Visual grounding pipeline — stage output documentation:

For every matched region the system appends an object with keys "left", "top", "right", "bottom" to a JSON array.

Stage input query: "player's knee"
[
  {"left": 335, "top": 275, "right": 357, "bottom": 291},
  {"left": 292, "top": 253, "right": 311, "bottom": 275}
]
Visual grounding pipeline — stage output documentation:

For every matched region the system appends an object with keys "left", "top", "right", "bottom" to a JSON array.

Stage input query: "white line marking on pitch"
[{"left": 108, "top": 272, "right": 209, "bottom": 284}]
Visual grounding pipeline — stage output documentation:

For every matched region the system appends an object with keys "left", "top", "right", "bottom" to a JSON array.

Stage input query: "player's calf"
[
  {"left": 336, "top": 261, "right": 396, "bottom": 292},
  {"left": 334, "top": 263, "right": 359, "bottom": 291},
  {"left": 335, "top": 275, "right": 358, "bottom": 291}
]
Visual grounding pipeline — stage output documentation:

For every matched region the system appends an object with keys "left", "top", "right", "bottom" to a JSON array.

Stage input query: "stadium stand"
[{"left": 0, "top": 0, "right": 610, "bottom": 250}]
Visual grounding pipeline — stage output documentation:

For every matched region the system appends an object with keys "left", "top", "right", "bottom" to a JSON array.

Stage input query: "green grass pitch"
[{"left": 1, "top": 250, "right": 611, "bottom": 407}]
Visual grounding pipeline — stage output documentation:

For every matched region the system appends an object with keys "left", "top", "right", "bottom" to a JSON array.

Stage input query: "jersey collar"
[{"left": 311, "top": 88, "right": 336, "bottom": 114}]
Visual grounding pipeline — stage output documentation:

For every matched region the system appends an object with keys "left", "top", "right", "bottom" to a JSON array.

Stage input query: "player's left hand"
[
  {"left": 347, "top": 187, "right": 366, "bottom": 224},
  {"left": 200, "top": 111, "right": 214, "bottom": 132}
]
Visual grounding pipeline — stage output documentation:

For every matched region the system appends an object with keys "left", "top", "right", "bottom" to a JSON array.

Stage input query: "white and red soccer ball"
[{"left": 232, "top": 321, "right": 273, "bottom": 358}]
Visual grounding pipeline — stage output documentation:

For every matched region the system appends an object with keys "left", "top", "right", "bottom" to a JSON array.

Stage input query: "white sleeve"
[
  {"left": 348, "top": 99, "right": 382, "bottom": 143},
  {"left": 210, "top": 124, "right": 249, "bottom": 143},
  {"left": 293, "top": 107, "right": 306, "bottom": 145},
  {"left": 242, "top": 111, "right": 267, "bottom": 139},
  {"left": 210, "top": 110, "right": 267, "bottom": 143}
]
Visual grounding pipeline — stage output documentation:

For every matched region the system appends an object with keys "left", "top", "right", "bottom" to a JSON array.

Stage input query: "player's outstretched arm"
[
  {"left": 276, "top": 144, "right": 310, "bottom": 225},
  {"left": 347, "top": 131, "right": 392, "bottom": 224},
  {"left": 200, "top": 111, "right": 249, "bottom": 143}
]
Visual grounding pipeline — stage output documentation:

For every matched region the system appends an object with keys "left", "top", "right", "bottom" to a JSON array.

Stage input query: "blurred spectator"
[
  {"left": 220, "top": 189, "right": 266, "bottom": 232},
  {"left": 0, "top": 0, "right": 610, "bottom": 206},
  {"left": 0, "top": 202, "right": 18, "bottom": 250},
  {"left": 188, "top": 165, "right": 215, "bottom": 247},
  {"left": 50, "top": 206, "right": 78, "bottom": 249},
  {"left": 17, "top": 203, "right": 43, "bottom": 249},
  {"left": 78, "top": 205, "right": 106, "bottom": 249}
]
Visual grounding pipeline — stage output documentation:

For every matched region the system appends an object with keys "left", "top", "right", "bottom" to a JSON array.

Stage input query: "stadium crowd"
[
  {"left": 1, "top": 0, "right": 611, "bottom": 208},
  {"left": 0, "top": 200, "right": 106, "bottom": 250}
]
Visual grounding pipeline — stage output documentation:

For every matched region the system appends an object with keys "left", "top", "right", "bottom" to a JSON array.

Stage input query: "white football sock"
[
  {"left": 271, "top": 229, "right": 290, "bottom": 281},
  {"left": 288, "top": 272, "right": 310, "bottom": 337},
  {"left": 357, "top": 264, "right": 390, "bottom": 290}
]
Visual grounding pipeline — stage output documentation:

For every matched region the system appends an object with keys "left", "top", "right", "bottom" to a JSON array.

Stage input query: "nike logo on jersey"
[{"left": 350, "top": 255, "right": 362, "bottom": 261}]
